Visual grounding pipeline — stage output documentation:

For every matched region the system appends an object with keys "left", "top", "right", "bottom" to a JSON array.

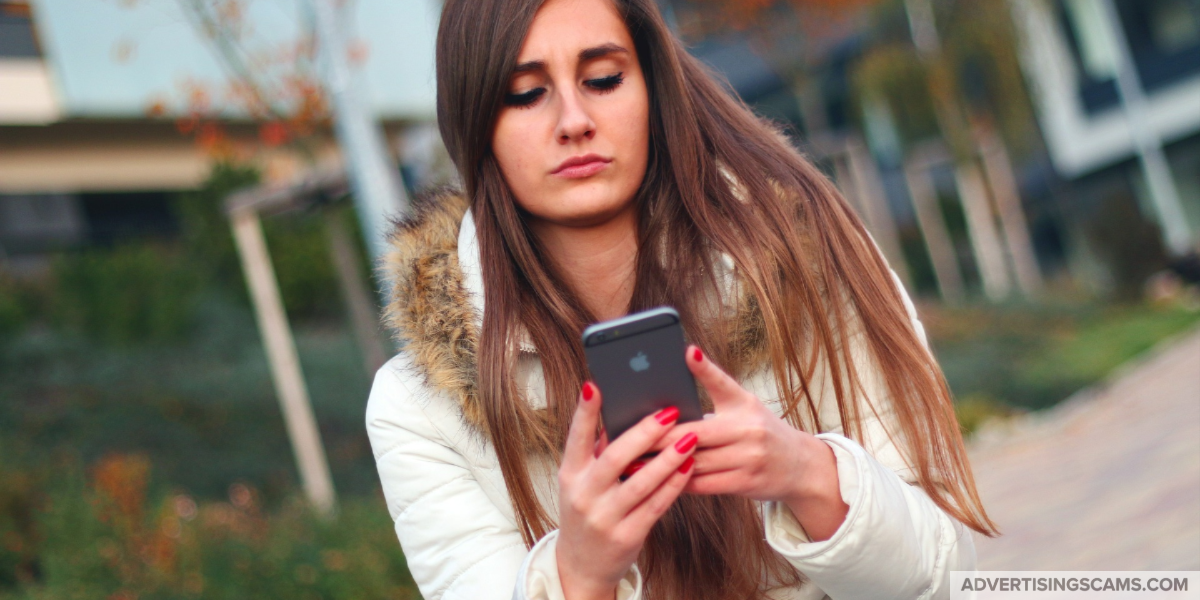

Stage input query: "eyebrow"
[{"left": 512, "top": 43, "right": 629, "bottom": 74}]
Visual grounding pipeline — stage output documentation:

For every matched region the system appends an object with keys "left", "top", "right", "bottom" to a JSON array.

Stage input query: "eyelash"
[{"left": 503, "top": 72, "right": 624, "bottom": 108}]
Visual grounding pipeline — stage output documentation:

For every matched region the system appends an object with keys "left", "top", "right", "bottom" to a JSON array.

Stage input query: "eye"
[
  {"left": 504, "top": 87, "right": 546, "bottom": 109},
  {"left": 586, "top": 72, "right": 624, "bottom": 92}
]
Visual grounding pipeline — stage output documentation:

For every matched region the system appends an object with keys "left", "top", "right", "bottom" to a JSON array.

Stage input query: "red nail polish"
[
  {"left": 655, "top": 406, "right": 680, "bottom": 425},
  {"left": 693, "top": 348, "right": 703, "bottom": 362},
  {"left": 582, "top": 382, "right": 595, "bottom": 401},
  {"left": 675, "top": 432, "right": 698, "bottom": 453},
  {"left": 623, "top": 461, "right": 646, "bottom": 478},
  {"left": 678, "top": 456, "right": 695, "bottom": 474}
]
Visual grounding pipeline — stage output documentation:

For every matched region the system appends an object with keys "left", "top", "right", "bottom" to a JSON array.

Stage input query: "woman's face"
[{"left": 491, "top": 0, "right": 650, "bottom": 228}]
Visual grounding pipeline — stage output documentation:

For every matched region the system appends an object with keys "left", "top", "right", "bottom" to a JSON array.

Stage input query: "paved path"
[{"left": 967, "top": 326, "right": 1200, "bottom": 570}]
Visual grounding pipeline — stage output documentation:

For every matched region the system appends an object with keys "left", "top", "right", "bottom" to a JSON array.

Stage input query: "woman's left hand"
[{"left": 651, "top": 345, "right": 850, "bottom": 541}]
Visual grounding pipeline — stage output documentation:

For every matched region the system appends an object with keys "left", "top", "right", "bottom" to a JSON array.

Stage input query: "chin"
[{"left": 537, "top": 185, "right": 636, "bottom": 228}]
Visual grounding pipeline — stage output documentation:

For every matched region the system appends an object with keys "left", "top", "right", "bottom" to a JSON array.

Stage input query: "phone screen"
[{"left": 582, "top": 306, "right": 704, "bottom": 440}]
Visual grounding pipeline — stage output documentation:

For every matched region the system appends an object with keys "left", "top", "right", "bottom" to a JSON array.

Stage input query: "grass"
[
  {"left": 923, "top": 298, "right": 1200, "bottom": 433},
  {"left": 0, "top": 291, "right": 380, "bottom": 504}
]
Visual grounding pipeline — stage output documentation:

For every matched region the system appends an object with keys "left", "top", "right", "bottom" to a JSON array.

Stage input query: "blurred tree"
[
  {"left": 686, "top": 0, "right": 1048, "bottom": 300},
  {"left": 674, "top": 0, "right": 1038, "bottom": 156},
  {"left": 137, "top": 0, "right": 336, "bottom": 162},
  {"left": 678, "top": 0, "right": 881, "bottom": 34}
]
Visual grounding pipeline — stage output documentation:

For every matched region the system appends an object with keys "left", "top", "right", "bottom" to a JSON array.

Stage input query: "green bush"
[
  {"left": 50, "top": 243, "right": 201, "bottom": 345},
  {"left": 0, "top": 443, "right": 41, "bottom": 590},
  {"left": 172, "top": 163, "right": 261, "bottom": 304},
  {"left": 954, "top": 393, "right": 1018, "bottom": 436},
  {"left": 174, "top": 162, "right": 351, "bottom": 322},
  {"left": 0, "top": 282, "right": 26, "bottom": 337},
  {"left": 929, "top": 300, "right": 1200, "bottom": 413},
  {"left": 262, "top": 213, "right": 342, "bottom": 322},
  {"left": 1, "top": 453, "right": 416, "bottom": 599}
]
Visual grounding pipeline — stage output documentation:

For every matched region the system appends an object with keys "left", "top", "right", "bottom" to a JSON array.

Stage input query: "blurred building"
[
  {"left": 669, "top": 0, "right": 1200, "bottom": 295},
  {"left": 0, "top": 0, "right": 441, "bottom": 271},
  {"left": 1010, "top": 0, "right": 1200, "bottom": 284}
]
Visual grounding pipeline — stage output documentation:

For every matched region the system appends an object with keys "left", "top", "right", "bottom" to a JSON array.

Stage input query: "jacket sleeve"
[
  {"left": 366, "top": 358, "right": 643, "bottom": 600},
  {"left": 760, "top": 268, "right": 977, "bottom": 599}
]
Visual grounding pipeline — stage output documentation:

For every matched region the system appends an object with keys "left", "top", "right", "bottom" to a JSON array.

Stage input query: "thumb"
[
  {"left": 563, "top": 381, "right": 601, "bottom": 470},
  {"left": 686, "top": 345, "right": 750, "bottom": 412}
]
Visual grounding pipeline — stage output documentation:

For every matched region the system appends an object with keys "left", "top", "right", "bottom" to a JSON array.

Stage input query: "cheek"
[
  {"left": 492, "top": 118, "right": 539, "bottom": 188},
  {"left": 614, "top": 91, "right": 651, "bottom": 180}
]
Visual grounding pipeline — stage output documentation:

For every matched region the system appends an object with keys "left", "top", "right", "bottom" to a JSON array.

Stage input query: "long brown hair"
[{"left": 434, "top": 0, "right": 998, "bottom": 597}]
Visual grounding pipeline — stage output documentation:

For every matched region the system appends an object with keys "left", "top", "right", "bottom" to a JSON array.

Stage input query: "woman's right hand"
[{"left": 555, "top": 381, "right": 698, "bottom": 600}]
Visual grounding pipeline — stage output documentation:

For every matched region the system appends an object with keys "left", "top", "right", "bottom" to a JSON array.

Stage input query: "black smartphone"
[{"left": 582, "top": 306, "right": 704, "bottom": 441}]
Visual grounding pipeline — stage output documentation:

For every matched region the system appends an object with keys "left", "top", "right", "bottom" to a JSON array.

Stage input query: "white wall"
[{"left": 1008, "top": 0, "right": 1200, "bottom": 178}]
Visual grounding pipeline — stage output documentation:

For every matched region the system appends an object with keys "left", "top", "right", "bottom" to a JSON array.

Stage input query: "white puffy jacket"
[{"left": 366, "top": 191, "right": 976, "bottom": 600}]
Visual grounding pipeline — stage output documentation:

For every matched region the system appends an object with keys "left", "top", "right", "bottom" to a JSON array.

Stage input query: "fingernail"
[
  {"left": 693, "top": 348, "right": 703, "bottom": 362},
  {"left": 622, "top": 461, "right": 646, "bottom": 478},
  {"left": 675, "top": 432, "right": 698, "bottom": 453},
  {"left": 678, "top": 456, "right": 695, "bottom": 474},
  {"left": 582, "top": 382, "right": 595, "bottom": 401},
  {"left": 654, "top": 406, "right": 680, "bottom": 425}
]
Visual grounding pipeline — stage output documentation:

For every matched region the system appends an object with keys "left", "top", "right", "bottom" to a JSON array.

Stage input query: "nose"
[{"left": 555, "top": 86, "right": 596, "bottom": 144}]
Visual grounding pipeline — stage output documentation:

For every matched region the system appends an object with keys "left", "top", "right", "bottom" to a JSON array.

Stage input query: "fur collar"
[{"left": 379, "top": 188, "right": 768, "bottom": 435}]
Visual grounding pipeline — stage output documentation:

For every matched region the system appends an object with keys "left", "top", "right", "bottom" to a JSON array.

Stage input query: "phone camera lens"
[{"left": 597, "top": 333, "right": 607, "bottom": 342}]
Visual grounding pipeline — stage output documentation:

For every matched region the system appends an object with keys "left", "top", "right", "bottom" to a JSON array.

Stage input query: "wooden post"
[
  {"left": 904, "top": 158, "right": 965, "bottom": 304},
  {"left": 230, "top": 208, "right": 337, "bottom": 517},
  {"left": 955, "top": 162, "right": 1012, "bottom": 301},
  {"left": 325, "top": 210, "right": 390, "bottom": 377},
  {"left": 977, "top": 128, "right": 1044, "bottom": 298},
  {"left": 833, "top": 152, "right": 860, "bottom": 213},
  {"left": 845, "top": 137, "right": 913, "bottom": 286}
]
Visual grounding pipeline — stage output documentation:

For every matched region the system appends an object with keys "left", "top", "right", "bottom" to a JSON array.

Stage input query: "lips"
[{"left": 552, "top": 154, "right": 612, "bottom": 176}]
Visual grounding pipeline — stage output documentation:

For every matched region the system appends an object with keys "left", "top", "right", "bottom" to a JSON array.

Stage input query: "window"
[
  {"left": 0, "top": 1, "right": 40, "bottom": 59},
  {"left": 1057, "top": 0, "right": 1200, "bottom": 114}
]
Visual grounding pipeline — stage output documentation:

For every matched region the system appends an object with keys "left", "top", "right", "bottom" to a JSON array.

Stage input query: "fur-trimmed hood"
[
  {"left": 379, "top": 188, "right": 488, "bottom": 431},
  {"left": 378, "top": 188, "right": 768, "bottom": 435}
]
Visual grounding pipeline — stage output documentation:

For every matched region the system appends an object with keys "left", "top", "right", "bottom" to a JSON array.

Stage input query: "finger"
[
  {"left": 683, "top": 469, "right": 747, "bottom": 496},
  {"left": 645, "top": 418, "right": 738, "bottom": 453},
  {"left": 612, "top": 432, "right": 698, "bottom": 516},
  {"left": 594, "top": 425, "right": 609, "bottom": 458},
  {"left": 620, "top": 454, "right": 695, "bottom": 534},
  {"left": 686, "top": 445, "right": 754, "bottom": 475},
  {"left": 686, "top": 345, "right": 752, "bottom": 411},
  {"left": 562, "top": 381, "right": 601, "bottom": 472},
  {"left": 593, "top": 406, "right": 680, "bottom": 483}
]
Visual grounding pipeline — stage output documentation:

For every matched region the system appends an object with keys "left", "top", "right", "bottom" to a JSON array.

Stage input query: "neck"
[{"left": 530, "top": 204, "right": 638, "bottom": 322}]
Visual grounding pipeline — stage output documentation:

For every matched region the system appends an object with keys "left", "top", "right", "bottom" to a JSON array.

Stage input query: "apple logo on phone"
[{"left": 629, "top": 351, "right": 650, "bottom": 372}]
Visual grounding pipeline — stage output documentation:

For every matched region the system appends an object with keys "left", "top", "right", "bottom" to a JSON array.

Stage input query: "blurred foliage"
[
  {"left": 939, "top": 0, "right": 1041, "bottom": 157},
  {"left": 173, "top": 162, "right": 349, "bottom": 322},
  {"left": 1083, "top": 191, "right": 1170, "bottom": 300},
  {"left": 953, "top": 394, "right": 1017, "bottom": 437},
  {"left": 0, "top": 163, "right": 381, "bottom": 504},
  {"left": 849, "top": 0, "right": 1042, "bottom": 160},
  {"left": 928, "top": 299, "right": 1200, "bottom": 415},
  {"left": 50, "top": 244, "right": 202, "bottom": 345},
  {"left": 0, "top": 277, "right": 27, "bottom": 338},
  {"left": 0, "top": 444, "right": 40, "bottom": 590},
  {"left": 0, "top": 451, "right": 415, "bottom": 599},
  {"left": 260, "top": 214, "right": 342, "bottom": 322},
  {"left": 2, "top": 163, "right": 355, "bottom": 347},
  {"left": 852, "top": 45, "right": 940, "bottom": 145},
  {"left": 171, "top": 163, "right": 260, "bottom": 302},
  {"left": 0, "top": 289, "right": 377, "bottom": 504}
]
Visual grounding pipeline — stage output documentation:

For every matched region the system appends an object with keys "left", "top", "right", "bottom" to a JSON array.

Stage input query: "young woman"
[{"left": 366, "top": 0, "right": 997, "bottom": 598}]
